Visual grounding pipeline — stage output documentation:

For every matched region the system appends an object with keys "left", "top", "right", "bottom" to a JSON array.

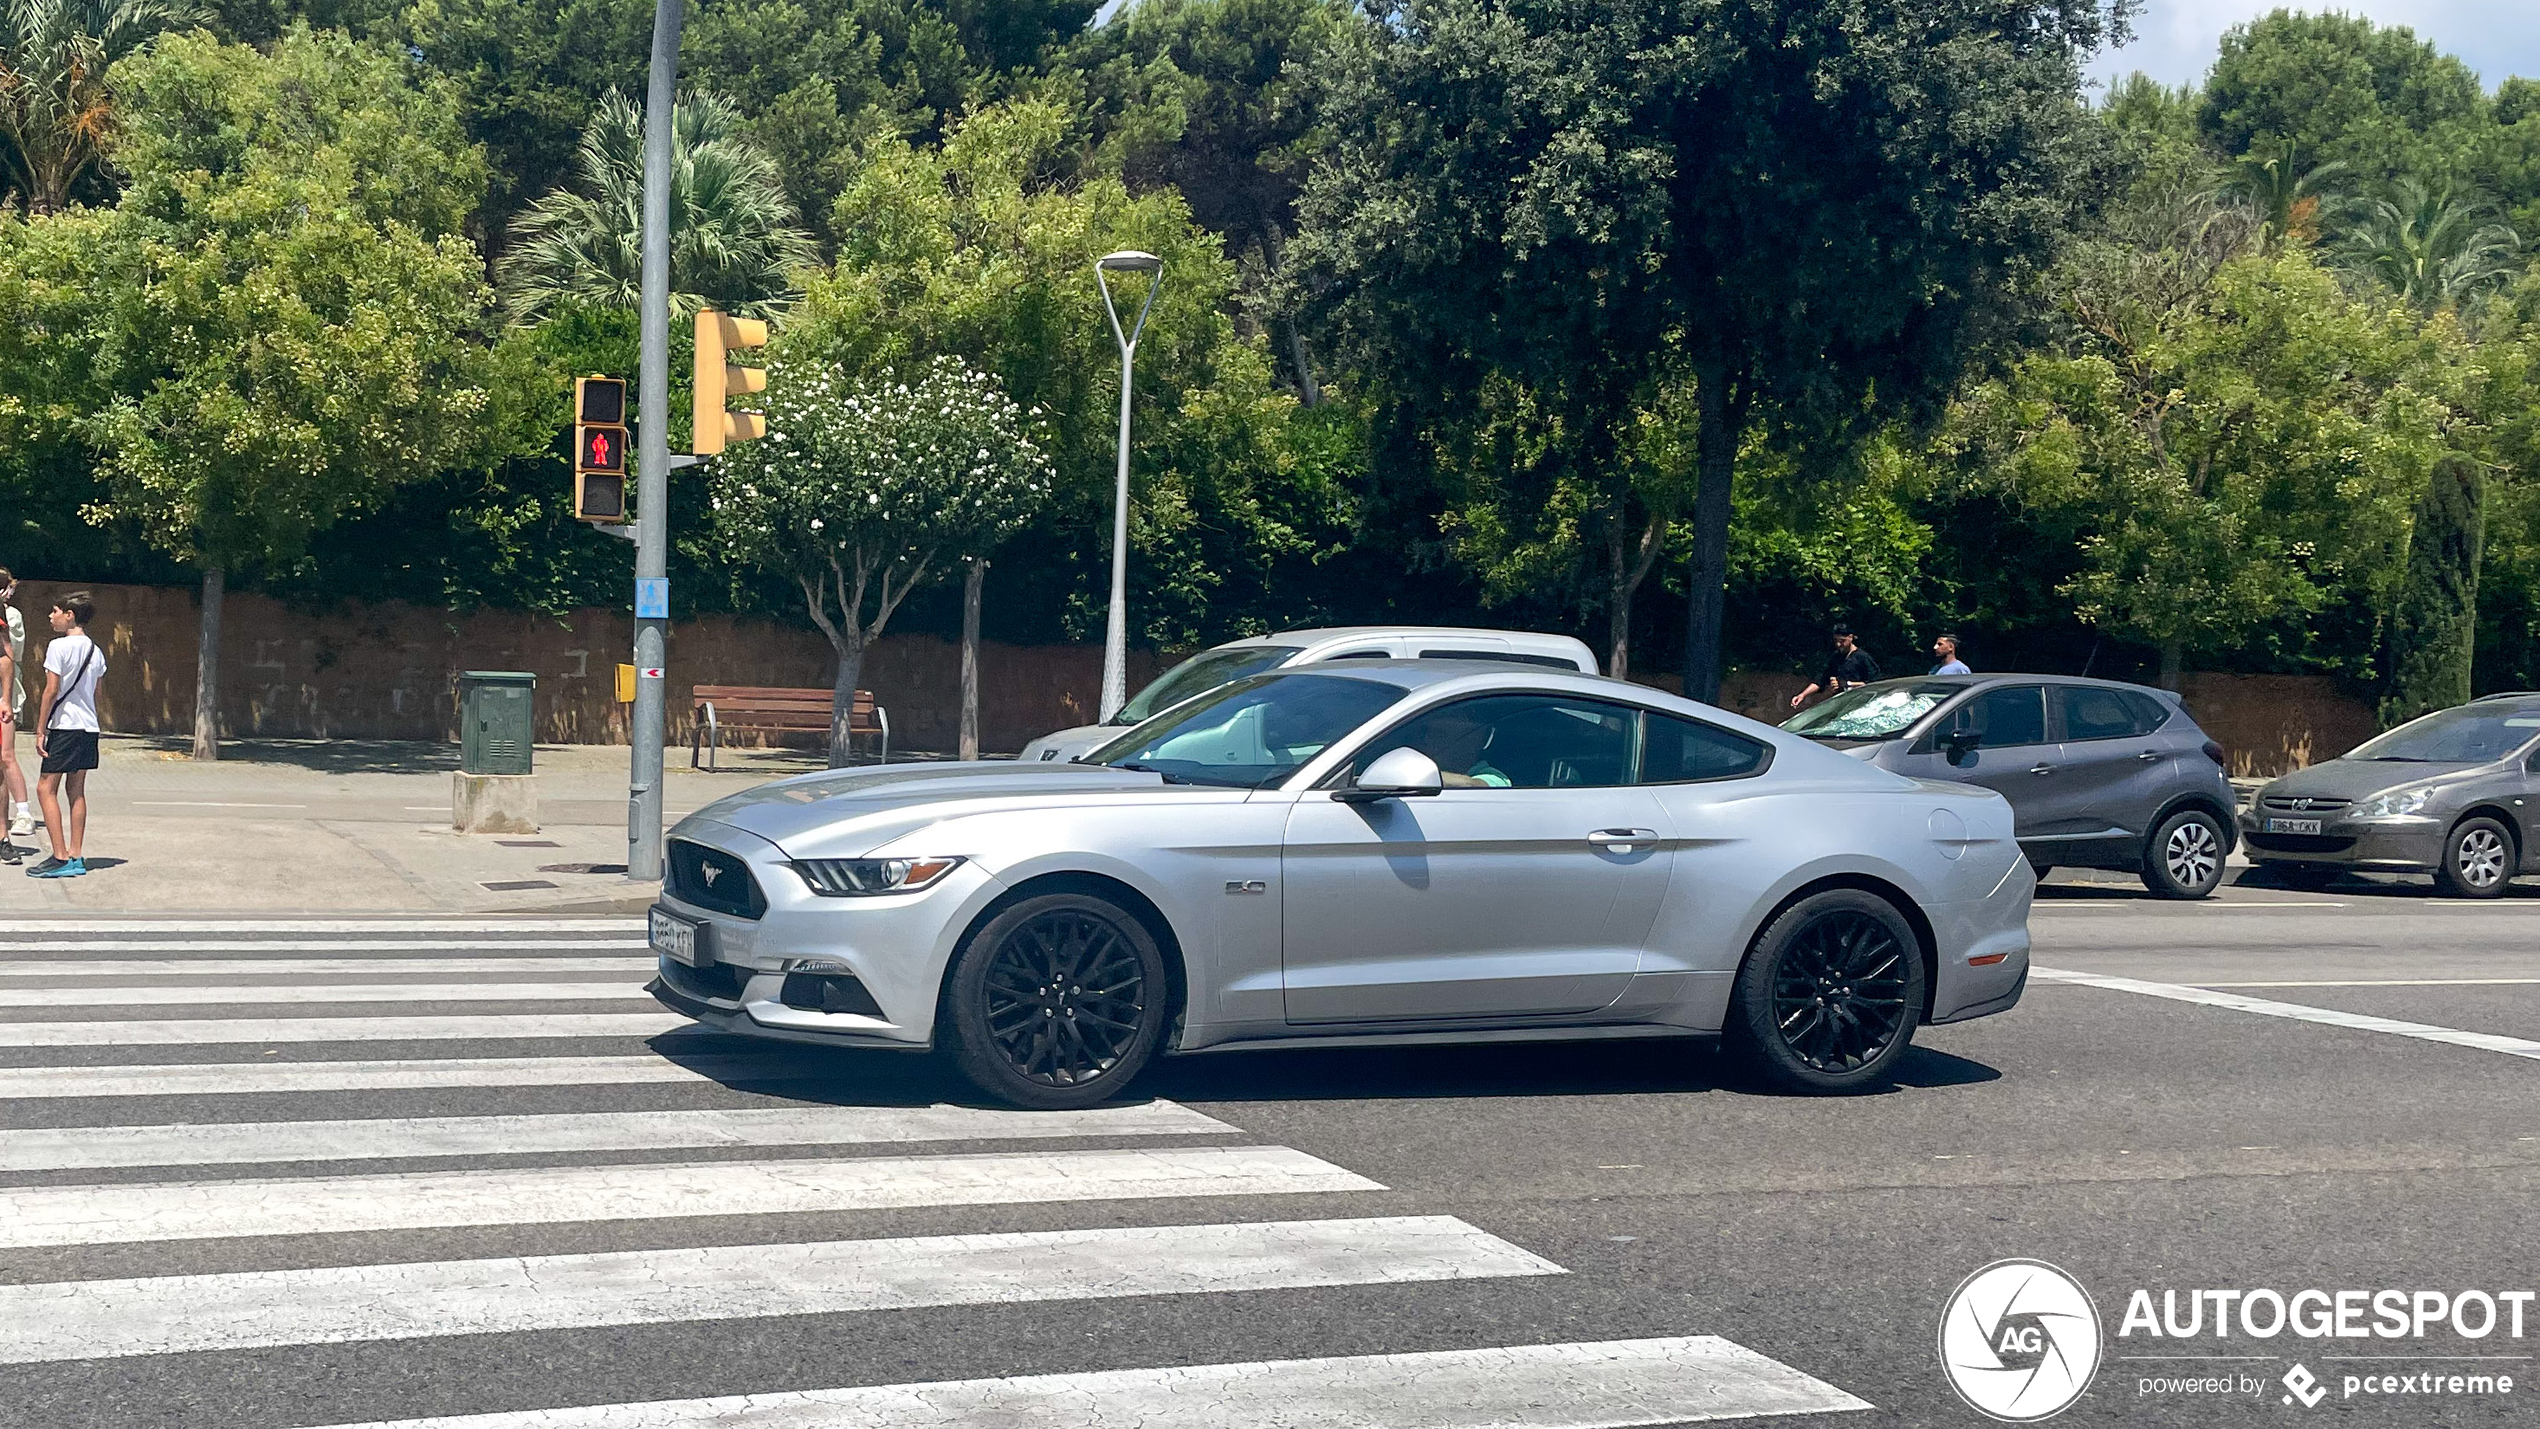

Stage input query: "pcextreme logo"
[{"left": 1939, "top": 1259, "right": 2104, "bottom": 1421}]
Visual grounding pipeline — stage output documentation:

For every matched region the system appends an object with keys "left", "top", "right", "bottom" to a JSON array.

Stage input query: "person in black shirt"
[{"left": 1789, "top": 625, "right": 1883, "bottom": 709}]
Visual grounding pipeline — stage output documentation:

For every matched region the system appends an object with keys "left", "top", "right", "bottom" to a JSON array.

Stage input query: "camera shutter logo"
[{"left": 1938, "top": 1259, "right": 2103, "bottom": 1421}]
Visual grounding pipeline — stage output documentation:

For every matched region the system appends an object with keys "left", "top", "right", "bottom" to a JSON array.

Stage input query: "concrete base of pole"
[{"left": 452, "top": 772, "right": 540, "bottom": 835}]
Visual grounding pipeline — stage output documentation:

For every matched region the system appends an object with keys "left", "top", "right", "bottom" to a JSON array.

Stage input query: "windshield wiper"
[{"left": 1111, "top": 761, "right": 1192, "bottom": 784}]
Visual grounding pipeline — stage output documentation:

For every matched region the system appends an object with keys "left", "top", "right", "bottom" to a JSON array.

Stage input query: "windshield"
[
  {"left": 2346, "top": 704, "right": 2540, "bottom": 763},
  {"left": 1086, "top": 672, "right": 1408, "bottom": 787},
  {"left": 1782, "top": 682, "right": 1958, "bottom": 741},
  {"left": 1110, "top": 645, "right": 1303, "bottom": 725}
]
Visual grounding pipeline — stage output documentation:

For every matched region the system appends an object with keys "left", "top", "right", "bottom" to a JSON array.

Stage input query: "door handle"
[
  {"left": 2029, "top": 763, "right": 2056, "bottom": 776},
  {"left": 2136, "top": 750, "right": 2163, "bottom": 762},
  {"left": 1588, "top": 828, "right": 1659, "bottom": 850}
]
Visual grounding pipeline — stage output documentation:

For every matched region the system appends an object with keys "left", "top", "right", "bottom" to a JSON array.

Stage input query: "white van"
[{"left": 1018, "top": 626, "right": 1601, "bottom": 763}]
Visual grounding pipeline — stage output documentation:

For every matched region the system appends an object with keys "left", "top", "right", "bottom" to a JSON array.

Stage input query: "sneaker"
[
  {"left": 25, "top": 856, "right": 65, "bottom": 877},
  {"left": 5, "top": 811, "right": 29, "bottom": 838},
  {"left": 30, "top": 856, "right": 84, "bottom": 879},
  {"left": 0, "top": 843, "right": 19, "bottom": 866}
]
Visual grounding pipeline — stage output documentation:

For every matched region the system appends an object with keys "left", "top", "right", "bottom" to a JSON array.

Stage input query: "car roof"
[{"left": 1219, "top": 626, "right": 1597, "bottom": 653}]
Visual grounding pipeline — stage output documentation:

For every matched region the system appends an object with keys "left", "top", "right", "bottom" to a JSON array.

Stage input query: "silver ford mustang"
[{"left": 648, "top": 662, "right": 2033, "bottom": 1107}]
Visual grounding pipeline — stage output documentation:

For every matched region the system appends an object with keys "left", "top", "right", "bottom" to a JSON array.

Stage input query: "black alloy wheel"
[
  {"left": 1726, "top": 889, "right": 1928, "bottom": 1093},
  {"left": 2141, "top": 807, "right": 2228, "bottom": 900},
  {"left": 943, "top": 891, "right": 1169, "bottom": 1109},
  {"left": 2435, "top": 816, "right": 2515, "bottom": 899}
]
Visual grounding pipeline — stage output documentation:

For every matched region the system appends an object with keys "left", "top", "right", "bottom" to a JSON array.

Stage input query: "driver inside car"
[{"left": 1417, "top": 709, "right": 1512, "bottom": 788}]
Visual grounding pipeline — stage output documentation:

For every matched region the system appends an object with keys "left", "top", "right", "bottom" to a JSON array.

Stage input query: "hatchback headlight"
[
  {"left": 791, "top": 857, "right": 964, "bottom": 897},
  {"left": 2352, "top": 786, "right": 2434, "bottom": 820}
]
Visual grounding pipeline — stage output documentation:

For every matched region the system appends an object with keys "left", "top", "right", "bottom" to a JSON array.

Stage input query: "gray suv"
[
  {"left": 1783, "top": 674, "right": 2238, "bottom": 898},
  {"left": 2244, "top": 693, "right": 2540, "bottom": 897}
]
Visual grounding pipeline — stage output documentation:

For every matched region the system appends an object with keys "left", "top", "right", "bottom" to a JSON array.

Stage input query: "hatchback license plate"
[
  {"left": 650, "top": 907, "right": 709, "bottom": 966},
  {"left": 2265, "top": 817, "right": 2323, "bottom": 836}
]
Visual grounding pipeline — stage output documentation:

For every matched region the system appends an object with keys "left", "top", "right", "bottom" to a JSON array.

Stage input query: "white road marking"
[
  {"left": 299, "top": 1336, "right": 1868, "bottom": 1429},
  {"left": 0, "top": 1145, "right": 1382, "bottom": 1248},
  {"left": 2191, "top": 978, "right": 2540, "bottom": 988},
  {"left": 0, "top": 1102, "right": 1239, "bottom": 1171},
  {"left": 0, "top": 1053, "right": 816, "bottom": 1099},
  {"left": 2036, "top": 968, "right": 2540, "bottom": 1063},
  {"left": 0, "top": 982, "right": 655, "bottom": 1007},
  {"left": 0, "top": 1216, "right": 1553, "bottom": 1365},
  {"left": 0, "top": 958, "right": 656, "bottom": 978},
  {"left": 0, "top": 1013, "right": 692, "bottom": 1046},
  {"left": 130, "top": 801, "right": 306, "bottom": 809},
  {"left": 5, "top": 940, "right": 648, "bottom": 954},
  {"left": 1, "top": 919, "right": 639, "bottom": 934},
  {"left": 2034, "top": 900, "right": 2349, "bottom": 910}
]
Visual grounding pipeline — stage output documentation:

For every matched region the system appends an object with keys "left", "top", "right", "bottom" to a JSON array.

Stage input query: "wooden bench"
[{"left": 691, "top": 685, "right": 888, "bottom": 769}]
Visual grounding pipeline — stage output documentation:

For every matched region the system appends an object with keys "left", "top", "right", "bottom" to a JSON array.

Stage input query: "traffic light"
[
  {"left": 574, "top": 375, "right": 629, "bottom": 524},
  {"left": 692, "top": 310, "right": 769, "bottom": 455}
]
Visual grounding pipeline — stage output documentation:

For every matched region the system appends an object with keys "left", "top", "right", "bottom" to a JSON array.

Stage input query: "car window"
[
  {"left": 2349, "top": 704, "right": 2540, "bottom": 763},
  {"left": 1111, "top": 645, "right": 1302, "bottom": 725},
  {"left": 2057, "top": 685, "right": 2144, "bottom": 742},
  {"left": 1322, "top": 649, "right": 1391, "bottom": 659},
  {"left": 1947, "top": 686, "right": 2048, "bottom": 748},
  {"left": 1352, "top": 694, "right": 1636, "bottom": 789},
  {"left": 2123, "top": 692, "right": 2174, "bottom": 733},
  {"left": 1640, "top": 712, "right": 1771, "bottom": 783},
  {"left": 1782, "top": 682, "right": 1957, "bottom": 740},
  {"left": 1089, "top": 673, "right": 1406, "bottom": 787},
  {"left": 1417, "top": 648, "right": 1588, "bottom": 671}
]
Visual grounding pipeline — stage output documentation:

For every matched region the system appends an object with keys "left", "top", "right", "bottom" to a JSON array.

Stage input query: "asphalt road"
[{"left": 2, "top": 882, "right": 2534, "bottom": 1429}]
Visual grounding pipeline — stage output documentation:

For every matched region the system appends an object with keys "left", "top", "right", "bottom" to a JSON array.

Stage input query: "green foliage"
[
  {"left": 2332, "top": 178, "right": 2525, "bottom": 315},
  {"left": 0, "top": 0, "right": 204, "bottom": 213},
  {"left": 2199, "top": 11, "right": 2486, "bottom": 187},
  {"left": 497, "top": 87, "right": 816, "bottom": 321},
  {"left": 2382, "top": 452, "right": 2484, "bottom": 725}
]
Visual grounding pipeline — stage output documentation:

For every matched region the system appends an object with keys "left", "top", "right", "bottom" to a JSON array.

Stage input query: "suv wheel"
[
  {"left": 941, "top": 891, "right": 1170, "bottom": 1108},
  {"left": 1724, "top": 890, "right": 1927, "bottom": 1094},
  {"left": 2434, "top": 816, "right": 2515, "bottom": 899},
  {"left": 2142, "top": 808, "right": 2227, "bottom": 900}
]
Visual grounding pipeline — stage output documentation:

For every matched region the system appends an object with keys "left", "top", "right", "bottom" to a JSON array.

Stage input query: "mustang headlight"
[
  {"left": 791, "top": 856, "right": 964, "bottom": 897},
  {"left": 2352, "top": 786, "right": 2435, "bottom": 820}
]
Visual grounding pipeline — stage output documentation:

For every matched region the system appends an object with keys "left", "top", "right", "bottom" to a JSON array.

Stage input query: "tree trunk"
[
  {"left": 2157, "top": 637, "right": 2184, "bottom": 692},
  {"left": 193, "top": 566, "right": 224, "bottom": 762},
  {"left": 1287, "top": 324, "right": 1323, "bottom": 409},
  {"left": 1608, "top": 523, "right": 1633, "bottom": 681},
  {"left": 1680, "top": 370, "right": 1739, "bottom": 705},
  {"left": 959, "top": 557, "right": 984, "bottom": 761},
  {"left": 828, "top": 636, "right": 866, "bottom": 769}
]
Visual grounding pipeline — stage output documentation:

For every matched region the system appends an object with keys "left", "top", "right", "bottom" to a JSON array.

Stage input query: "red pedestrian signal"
[
  {"left": 579, "top": 424, "right": 625, "bottom": 472},
  {"left": 572, "top": 374, "right": 631, "bottom": 525}
]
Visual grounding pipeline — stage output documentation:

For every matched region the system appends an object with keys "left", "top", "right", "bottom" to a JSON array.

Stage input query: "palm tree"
[
  {"left": 2222, "top": 142, "right": 2348, "bottom": 249},
  {"left": 497, "top": 88, "right": 817, "bottom": 323},
  {"left": 2331, "top": 178, "right": 2524, "bottom": 314},
  {"left": 0, "top": 0, "right": 202, "bottom": 214}
]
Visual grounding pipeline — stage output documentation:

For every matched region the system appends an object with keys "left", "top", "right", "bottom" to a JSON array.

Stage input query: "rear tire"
[
  {"left": 941, "top": 891, "right": 1169, "bottom": 1109},
  {"left": 2434, "top": 816, "right": 2515, "bottom": 899},
  {"left": 2142, "top": 808, "right": 2227, "bottom": 900},
  {"left": 1725, "top": 890, "right": 1927, "bottom": 1094}
]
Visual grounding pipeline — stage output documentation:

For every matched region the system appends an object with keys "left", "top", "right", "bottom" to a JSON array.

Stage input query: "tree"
[
  {"left": 1289, "top": 0, "right": 2116, "bottom": 703},
  {"left": 2382, "top": 451, "right": 2484, "bottom": 726},
  {"left": 2331, "top": 178, "right": 2523, "bottom": 315},
  {"left": 0, "top": 0, "right": 201, "bottom": 213},
  {"left": 496, "top": 88, "right": 816, "bottom": 322},
  {"left": 80, "top": 28, "right": 514, "bottom": 759},
  {"left": 711, "top": 354, "right": 1053, "bottom": 763},
  {"left": 2198, "top": 11, "right": 2485, "bottom": 187},
  {"left": 2224, "top": 143, "right": 2350, "bottom": 250}
]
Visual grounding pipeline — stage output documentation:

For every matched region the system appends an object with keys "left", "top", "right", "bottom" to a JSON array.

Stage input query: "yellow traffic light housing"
[
  {"left": 692, "top": 310, "right": 769, "bottom": 455},
  {"left": 572, "top": 375, "right": 630, "bottom": 524}
]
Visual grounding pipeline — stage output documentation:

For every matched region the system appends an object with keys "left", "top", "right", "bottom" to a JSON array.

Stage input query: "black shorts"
[{"left": 40, "top": 729, "right": 97, "bottom": 775}]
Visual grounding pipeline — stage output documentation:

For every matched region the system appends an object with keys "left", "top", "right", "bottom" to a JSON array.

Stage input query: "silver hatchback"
[{"left": 1784, "top": 674, "right": 2239, "bottom": 898}]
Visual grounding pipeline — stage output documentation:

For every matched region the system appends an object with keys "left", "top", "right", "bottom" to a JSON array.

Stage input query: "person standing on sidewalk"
[
  {"left": 1789, "top": 625, "right": 1883, "bottom": 710},
  {"left": 0, "top": 569, "right": 30, "bottom": 842},
  {"left": 29, "top": 590, "right": 103, "bottom": 879},
  {"left": 1929, "top": 632, "right": 1971, "bottom": 675}
]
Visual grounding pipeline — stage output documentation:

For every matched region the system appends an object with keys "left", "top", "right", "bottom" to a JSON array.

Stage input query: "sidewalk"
[{"left": 0, "top": 734, "right": 832, "bottom": 914}]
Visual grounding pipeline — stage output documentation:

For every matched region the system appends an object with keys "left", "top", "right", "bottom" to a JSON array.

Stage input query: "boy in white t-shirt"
[{"left": 30, "top": 590, "right": 103, "bottom": 878}]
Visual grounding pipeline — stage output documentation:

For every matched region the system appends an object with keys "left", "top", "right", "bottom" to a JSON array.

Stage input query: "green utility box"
[{"left": 460, "top": 670, "right": 537, "bottom": 775}]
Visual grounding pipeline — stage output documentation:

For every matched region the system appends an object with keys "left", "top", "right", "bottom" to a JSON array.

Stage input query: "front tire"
[
  {"left": 2434, "top": 816, "right": 2515, "bottom": 899},
  {"left": 2142, "top": 808, "right": 2227, "bottom": 900},
  {"left": 1725, "top": 890, "right": 1927, "bottom": 1094},
  {"left": 941, "top": 891, "right": 1169, "bottom": 1109}
]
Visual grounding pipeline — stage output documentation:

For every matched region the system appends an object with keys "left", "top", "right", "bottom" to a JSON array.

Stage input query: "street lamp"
[{"left": 1095, "top": 250, "right": 1162, "bottom": 722}]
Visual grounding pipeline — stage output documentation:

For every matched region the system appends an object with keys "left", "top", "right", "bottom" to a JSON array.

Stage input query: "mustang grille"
[{"left": 668, "top": 839, "right": 767, "bottom": 919}]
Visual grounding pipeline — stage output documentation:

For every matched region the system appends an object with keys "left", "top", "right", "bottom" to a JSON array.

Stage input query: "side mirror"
[
  {"left": 1335, "top": 747, "right": 1445, "bottom": 803},
  {"left": 1943, "top": 730, "right": 1983, "bottom": 767}
]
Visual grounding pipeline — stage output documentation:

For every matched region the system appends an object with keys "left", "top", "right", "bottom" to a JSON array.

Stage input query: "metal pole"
[
  {"left": 1100, "top": 342, "right": 1133, "bottom": 720},
  {"left": 626, "top": 0, "right": 681, "bottom": 883}
]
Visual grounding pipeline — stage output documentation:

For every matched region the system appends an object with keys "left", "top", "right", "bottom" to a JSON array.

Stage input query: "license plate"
[
  {"left": 2265, "top": 817, "right": 2323, "bottom": 836},
  {"left": 650, "top": 907, "right": 709, "bottom": 966}
]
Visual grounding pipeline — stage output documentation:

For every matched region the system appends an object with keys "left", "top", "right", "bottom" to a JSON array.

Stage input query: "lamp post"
[{"left": 1095, "top": 250, "right": 1162, "bottom": 722}]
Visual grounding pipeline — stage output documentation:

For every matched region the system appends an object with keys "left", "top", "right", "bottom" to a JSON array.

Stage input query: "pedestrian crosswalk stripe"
[
  {"left": 0, "top": 1216, "right": 1554, "bottom": 1365},
  {"left": 8, "top": 941, "right": 651, "bottom": 955},
  {"left": 0, "top": 1012, "right": 693, "bottom": 1046},
  {"left": 0, "top": 1145, "right": 1382, "bottom": 1248},
  {"left": 299, "top": 1336, "right": 1871, "bottom": 1429},
  {"left": 0, "top": 1053, "right": 822, "bottom": 1099},
  {"left": 0, "top": 981, "right": 656, "bottom": 1007},
  {"left": 0, "top": 1102, "right": 1240, "bottom": 1172},
  {"left": 3, "top": 957, "right": 658, "bottom": 978},
  {"left": 4, "top": 919, "right": 641, "bottom": 934}
]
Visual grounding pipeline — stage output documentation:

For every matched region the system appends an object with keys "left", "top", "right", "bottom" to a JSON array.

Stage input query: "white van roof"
[{"left": 1215, "top": 626, "right": 1599, "bottom": 673}]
